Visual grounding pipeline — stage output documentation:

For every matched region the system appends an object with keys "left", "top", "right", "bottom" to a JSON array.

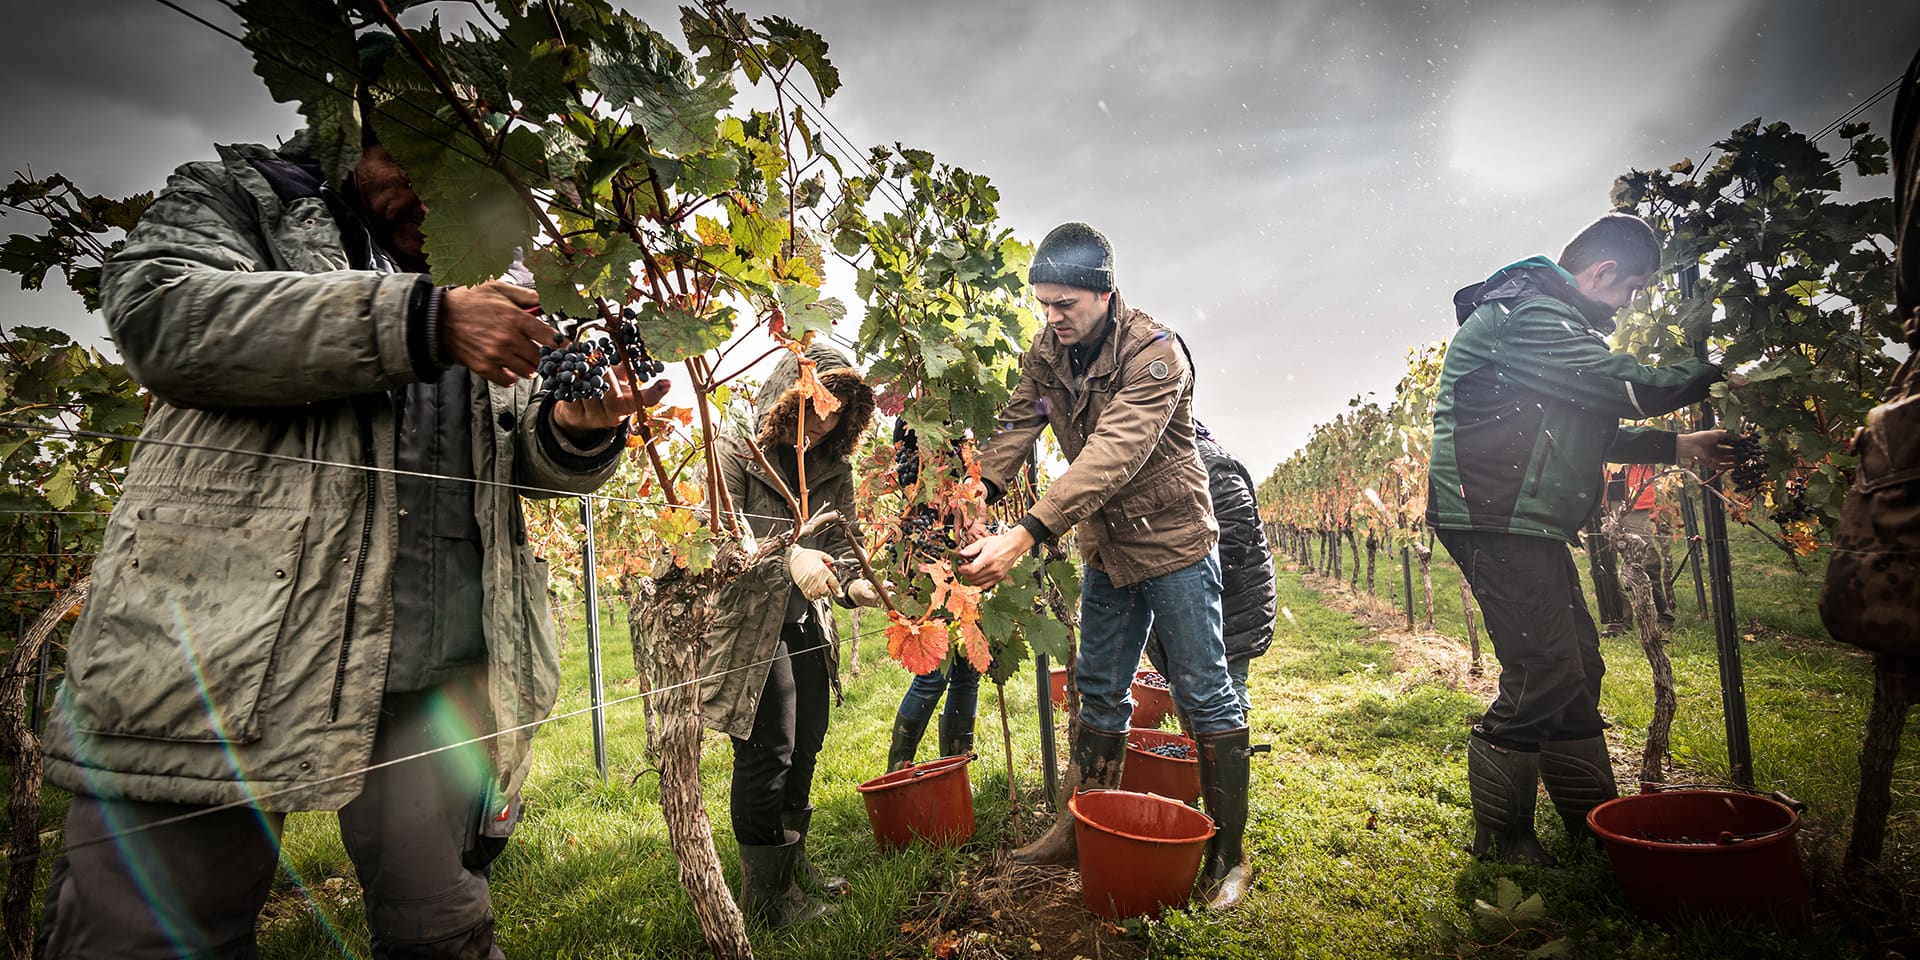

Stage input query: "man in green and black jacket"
[{"left": 1427, "top": 214, "right": 1737, "bottom": 866}]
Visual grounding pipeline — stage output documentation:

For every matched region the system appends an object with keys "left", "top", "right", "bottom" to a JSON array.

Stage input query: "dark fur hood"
[{"left": 753, "top": 343, "right": 874, "bottom": 462}]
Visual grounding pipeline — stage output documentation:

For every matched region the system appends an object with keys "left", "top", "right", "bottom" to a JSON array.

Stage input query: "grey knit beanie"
[{"left": 1028, "top": 222, "right": 1115, "bottom": 292}]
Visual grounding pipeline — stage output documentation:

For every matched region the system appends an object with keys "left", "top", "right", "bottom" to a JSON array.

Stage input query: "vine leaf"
[
  {"left": 374, "top": 82, "right": 537, "bottom": 286},
  {"left": 756, "top": 16, "right": 841, "bottom": 99},
  {"left": 590, "top": 16, "right": 734, "bottom": 156},
  {"left": 236, "top": 0, "right": 361, "bottom": 185},
  {"left": 630, "top": 301, "right": 735, "bottom": 361},
  {"left": 887, "top": 612, "right": 947, "bottom": 675}
]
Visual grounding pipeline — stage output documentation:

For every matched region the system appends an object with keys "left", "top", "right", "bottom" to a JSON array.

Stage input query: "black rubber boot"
[
  {"left": 1539, "top": 735, "right": 1619, "bottom": 847},
  {"left": 1195, "top": 727, "right": 1253, "bottom": 911},
  {"left": 737, "top": 831, "right": 833, "bottom": 927},
  {"left": 780, "top": 807, "right": 849, "bottom": 898},
  {"left": 938, "top": 713, "right": 975, "bottom": 759},
  {"left": 886, "top": 711, "right": 932, "bottom": 773},
  {"left": 1010, "top": 725, "right": 1126, "bottom": 866},
  {"left": 1466, "top": 735, "right": 1557, "bottom": 867}
]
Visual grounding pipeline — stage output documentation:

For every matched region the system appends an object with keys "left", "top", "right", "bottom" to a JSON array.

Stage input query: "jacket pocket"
[
  {"left": 69, "top": 512, "right": 307, "bottom": 743},
  {"left": 516, "top": 554, "right": 560, "bottom": 725},
  {"left": 1105, "top": 474, "right": 1201, "bottom": 539}
]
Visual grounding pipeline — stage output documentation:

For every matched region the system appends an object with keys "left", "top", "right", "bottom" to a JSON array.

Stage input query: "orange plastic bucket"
[
  {"left": 857, "top": 754, "right": 975, "bottom": 851},
  {"left": 1050, "top": 665, "right": 1070, "bottom": 708},
  {"left": 1070, "top": 789, "right": 1215, "bottom": 919},
  {"left": 1587, "top": 790, "right": 1811, "bottom": 927},
  {"left": 1119, "top": 728, "right": 1200, "bottom": 805},
  {"left": 1130, "top": 671, "right": 1175, "bottom": 728}
]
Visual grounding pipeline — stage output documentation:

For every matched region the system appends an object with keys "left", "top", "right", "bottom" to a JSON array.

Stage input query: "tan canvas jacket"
[{"left": 976, "top": 298, "right": 1216, "bottom": 586}]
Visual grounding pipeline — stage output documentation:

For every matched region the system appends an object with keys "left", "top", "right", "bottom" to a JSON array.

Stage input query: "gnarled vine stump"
[
  {"left": 2, "top": 574, "right": 87, "bottom": 958},
  {"left": 1615, "top": 520, "right": 1676, "bottom": 786},
  {"left": 623, "top": 547, "right": 754, "bottom": 960}
]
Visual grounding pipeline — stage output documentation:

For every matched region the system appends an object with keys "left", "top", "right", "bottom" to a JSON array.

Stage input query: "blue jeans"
[
  {"left": 1143, "top": 638, "right": 1252, "bottom": 716},
  {"left": 895, "top": 655, "right": 981, "bottom": 726},
  {"left": 1078, "top": 551, "right": 1243, "bottom": 735}
]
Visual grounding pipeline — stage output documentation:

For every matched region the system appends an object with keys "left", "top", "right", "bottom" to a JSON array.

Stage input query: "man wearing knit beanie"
[{"left": 960, "top": 223, "right": 1253, "bottom": 910}]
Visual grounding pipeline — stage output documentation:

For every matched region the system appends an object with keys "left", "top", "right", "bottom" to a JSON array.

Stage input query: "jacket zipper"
[
  {"left": 330, "top": 404, "right": 378, "bottom": 722},
  {"left": 1528, "top": 429, "right": 1556, "bottom": 498}
]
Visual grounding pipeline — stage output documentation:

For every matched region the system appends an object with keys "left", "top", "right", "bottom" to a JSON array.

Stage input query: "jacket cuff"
[
  {"left": 403, "top": 278, "right": 446, "bottom": 382},
  {"left": 535, "top": 397, "right": 627, "bottom": 473},
  {"left": 982, "top": 477, "right": 1006, "bottom": 505},
  {"left": 1029, "top": 498, "right": 1071, "bottom": 537},
  {"left": 1018, "top": 513, "right": 1054, "bottom": 544}
]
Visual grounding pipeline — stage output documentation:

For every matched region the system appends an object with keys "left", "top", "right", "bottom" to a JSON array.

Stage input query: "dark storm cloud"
[{"left": 4, "top": 0, "right": 1916, "bottom": 473}]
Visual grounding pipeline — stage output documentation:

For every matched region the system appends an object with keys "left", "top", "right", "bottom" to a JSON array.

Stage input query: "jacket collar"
[
  {"left": 1457, "top": 256, "right": 1619, "bottom": 332},
  {"left": 1038, "top": 293, "right": 1131, "bottom": 384}
]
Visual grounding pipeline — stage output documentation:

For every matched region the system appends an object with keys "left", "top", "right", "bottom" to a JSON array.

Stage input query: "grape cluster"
[
  {"left": 1770, "top": 476, "right": 1812, "bottom": 525},
  {"left": 1135, "top": 671, "right": 1170, "bottom": 691},
  {"left": 537, "top": 339, "right": 612, "bottom": 402},
  {"left": 614, "top": 310, "right": 670, "bottom": 378},
  {"left": 1729, "top": 427, "right": 1767, "bottom": 492},
  {"left": 1142, "top": 742, "right": 1194, "bottom": 761},
  {"left": 535, "top": 314, "right": 669, "bottom": 402},
  {"left": 899, "top": 505, "right": 955, "bottom": 559},
  {"left": 893, "top": 420, "right": 921, "bottom": 488}
]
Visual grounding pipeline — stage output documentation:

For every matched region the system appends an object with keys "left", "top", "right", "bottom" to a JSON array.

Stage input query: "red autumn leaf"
[
  {"left": 875, "top": 388, "right": 908, "bottom": 418},
  {"left": 768, "top": 307, "right": 786, "bottom": 338},
  {"left": 885, "top": 612, "right": 916, "bottom": 661},
  {"left": 959, "top": 619, "right": 991, "bottom": 673},
  {"left": 796, "top": 359, "right": 843, "bottom": 417},
  {"left": 895, "top": 618, "right": 950, "bottom": 675}
]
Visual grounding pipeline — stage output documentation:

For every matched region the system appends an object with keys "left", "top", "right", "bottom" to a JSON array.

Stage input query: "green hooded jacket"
[{"left": 1426, "top": 256, "right": 1722, "bottom": 544}]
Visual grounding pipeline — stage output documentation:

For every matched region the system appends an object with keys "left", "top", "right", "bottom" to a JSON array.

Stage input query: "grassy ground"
[{"left": 22, "top": 534, "right": 1916, "bottom": 958}]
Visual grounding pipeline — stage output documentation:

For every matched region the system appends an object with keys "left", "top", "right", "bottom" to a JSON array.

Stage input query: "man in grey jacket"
[{"left": 36, "top": 113, "right": 664, "bottom": 955}]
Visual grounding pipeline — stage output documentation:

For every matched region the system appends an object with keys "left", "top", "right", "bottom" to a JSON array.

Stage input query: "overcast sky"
[{"left": 4, "top": 0, "right": 1916, "bottom": 475}]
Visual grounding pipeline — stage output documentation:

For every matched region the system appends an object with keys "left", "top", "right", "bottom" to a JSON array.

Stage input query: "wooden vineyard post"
[
  {"left": 1402, "top": 545, "right": 1415, "bottom": 629},
  {"left": 1365, "top": 532, "right": 1377, "bottom": 596},
  {"left": 1456, "top": 565, "right": 1481, "bottom": 674},
  {"left": 1415, "top": 540, "right": 1435, "bottom": 631},
  {"left": 1846, "top": 659, "right": 1916, "bottom": 877}
]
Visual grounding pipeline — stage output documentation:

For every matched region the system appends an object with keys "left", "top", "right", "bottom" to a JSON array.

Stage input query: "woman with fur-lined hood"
[{"left": 696, "top": 342, "right": 879, "bottom": 927}]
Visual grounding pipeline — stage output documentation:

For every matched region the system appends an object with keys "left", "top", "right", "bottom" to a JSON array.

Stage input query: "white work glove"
[
  {"left": 787, "top": 546, "right": 840, "bottom": 601},
  {"left": 846, "top": 579, "right": 888, "bottom": 608}
]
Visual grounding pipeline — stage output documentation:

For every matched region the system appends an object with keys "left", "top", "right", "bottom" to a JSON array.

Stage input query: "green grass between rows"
[{"left": 19, "top": 534, "right": 1916, "bottom": 958}]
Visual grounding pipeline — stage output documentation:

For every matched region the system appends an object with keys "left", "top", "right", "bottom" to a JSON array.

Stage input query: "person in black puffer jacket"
[{"left": 1145, "top": 421, "right": 1277, "bottom": 713}]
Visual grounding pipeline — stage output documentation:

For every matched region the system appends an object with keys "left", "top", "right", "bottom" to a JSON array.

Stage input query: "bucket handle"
[
  {"left": 907, "top": 753, "right": 976, "bottom": 778},
  {"left": 1639, "top": 781, "right": 1807, "bottom": 814},
  {"left": 1715, "top": 828, "right": 1780, "bottom": 846}
]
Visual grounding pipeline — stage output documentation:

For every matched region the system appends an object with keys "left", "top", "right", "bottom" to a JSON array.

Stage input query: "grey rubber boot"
[
  {"left": 780, "top": 807, "right": 849, "bottom": 898},
  {"left": 938, "top": 713, "right": 975, "bottom": 759},
  {"left": 1195, "top": 727, "right": 1253, "bottom": 911},
  {"left": 1539, "top": 735, "right": 1619, "bottom": 846},
  {"left": 736, "top": 831, "right": 833, "bottom": 927},
  {"left": 1466, "top": 735, "right": 1557, "bottom": 867},
  {"left": 1010, "top": 725, "right": 1127, "bottom": 866},
  {"left": 886, "top": 711, "right": 932, "bottom": 773}
]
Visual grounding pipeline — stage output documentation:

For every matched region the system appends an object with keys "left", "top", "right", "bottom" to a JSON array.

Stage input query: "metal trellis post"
[
  {"left": 1681, "top": 264, "right": 1752, "bottom": 787},
  {"left": 1026, "top": 448, "right": 1059, "bottom": 808},
  {"left": 580, "top": 497, "right": 608, "bottom": 782},
  {"left": 1679, "top": 488, "right": 1710, "bottom": 616}
]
